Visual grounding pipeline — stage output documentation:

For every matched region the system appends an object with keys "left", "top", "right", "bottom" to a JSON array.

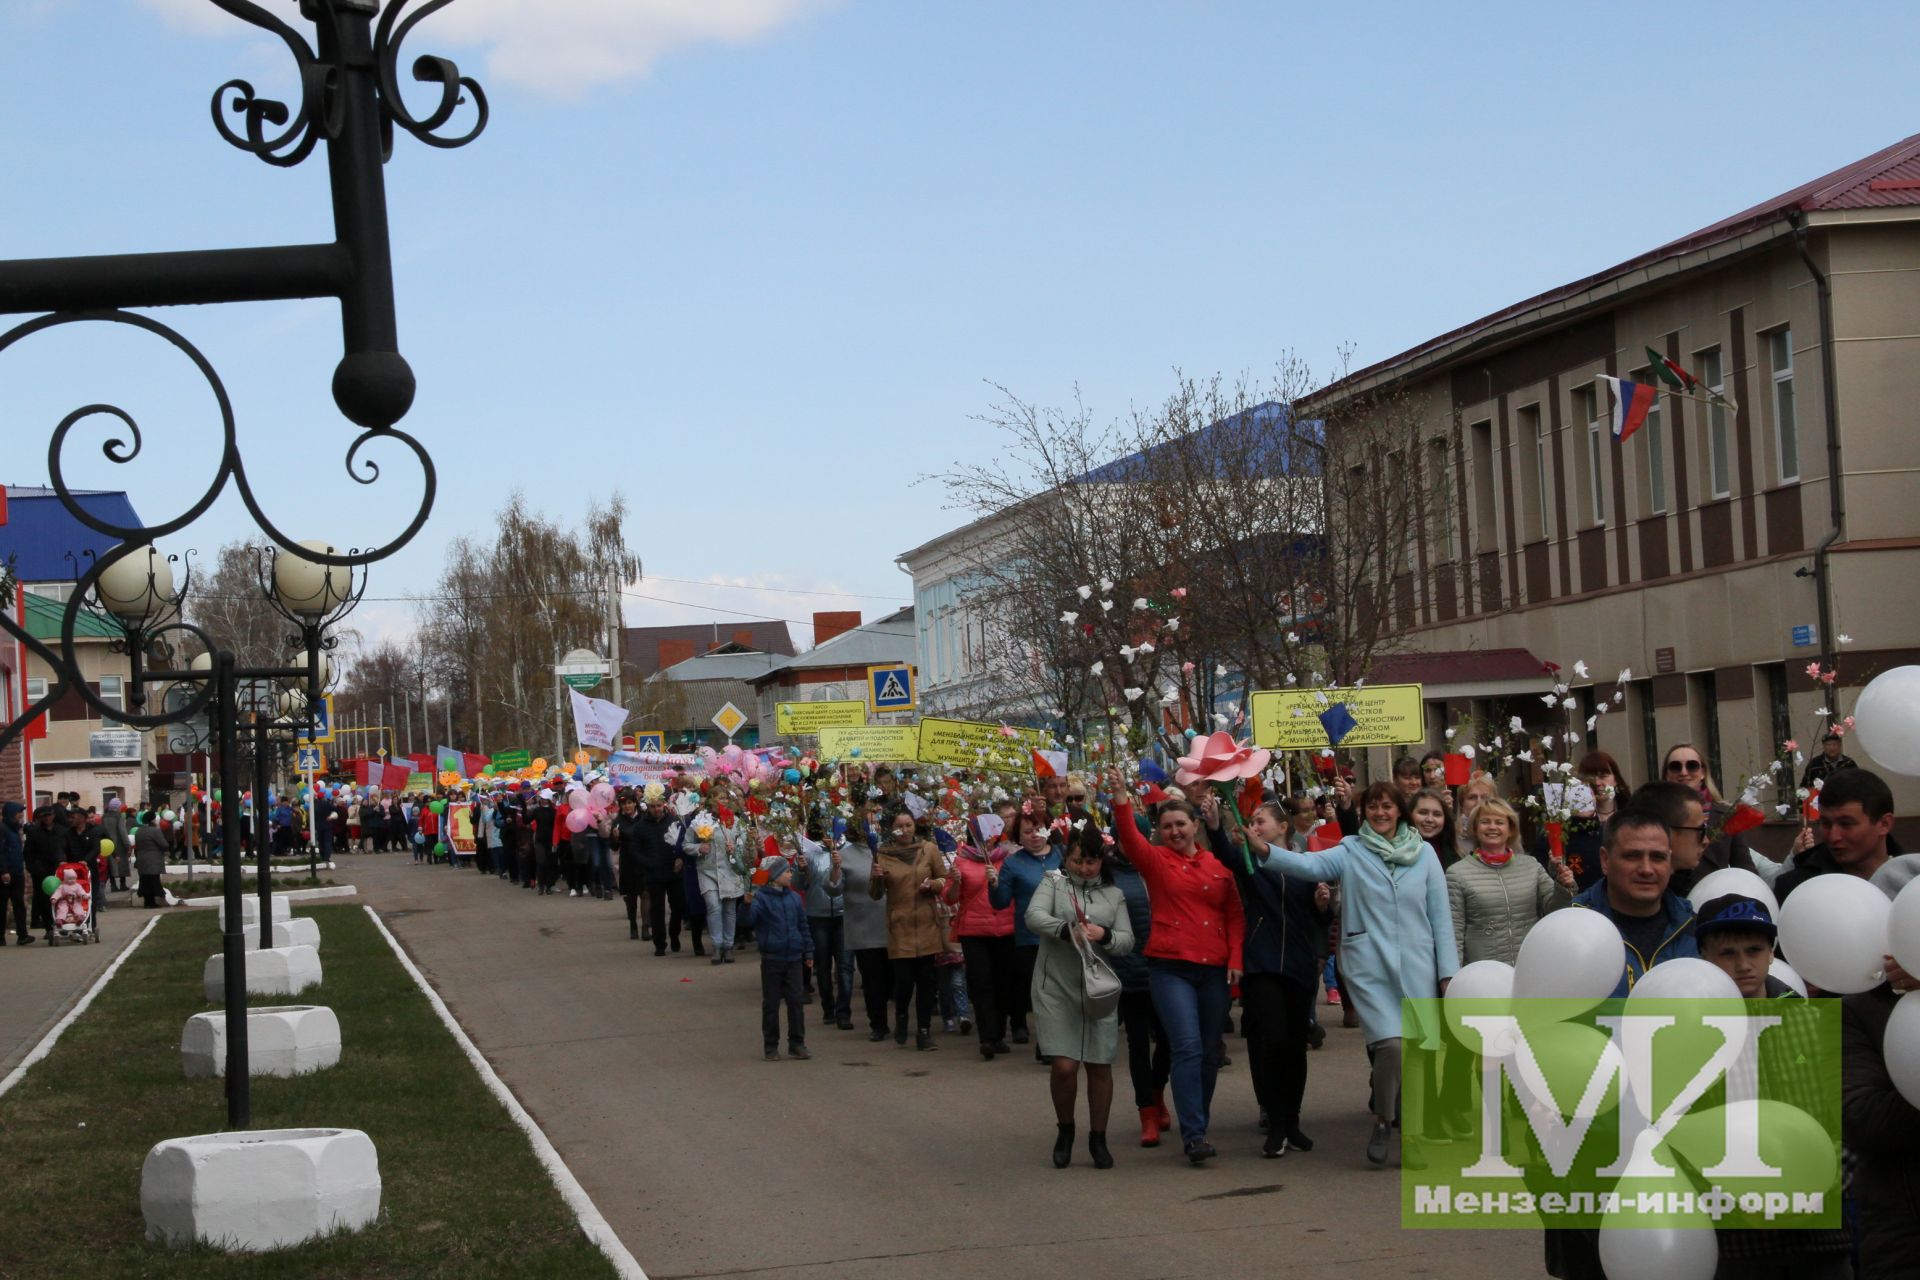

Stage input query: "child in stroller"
[{"left": 49, "top": 862, "right": 97, "bottom": 944}]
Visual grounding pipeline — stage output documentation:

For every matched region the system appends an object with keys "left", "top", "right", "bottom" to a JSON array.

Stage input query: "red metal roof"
[
  {"left": 1367, "top": 647, "right": 1547, "bottom": 688},
  {"left": 1310, "top": 133, "right": 1920, "bottom": 401}
]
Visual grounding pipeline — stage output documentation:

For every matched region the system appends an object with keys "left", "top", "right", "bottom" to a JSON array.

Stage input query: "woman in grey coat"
[
  {"left": 1025, "top": 822, "right": 1134, "bottom": 1169},
  {"left": 1445, "top": 797, "right": 1574, "bottom": 966},
  {"left": 133, "top": 812, "right": 170, "bottom": 907},
  {"left": 838, "top": 826, "right": 894, "bottom": 1042}
]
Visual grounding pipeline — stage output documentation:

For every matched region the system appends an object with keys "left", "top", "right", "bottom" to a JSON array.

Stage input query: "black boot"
[
  {"left": 916, "top": 1027, "right": 936, "bottom": 1051},
  {"left": 894, "top": 1012, "right": 909, "bottom": 1046},
  {"left": 629, "top": 923, "right": 639, "bottom": 941},
  {"left": 1053, "top": 1123, "right": 1074, "bottom": 1169},
  {"left": 693, "top": 939, "right": 706, "bottom": 957},
  {"left": 1088, "top": 1130, "right": 1113, "bottom": 1169}
]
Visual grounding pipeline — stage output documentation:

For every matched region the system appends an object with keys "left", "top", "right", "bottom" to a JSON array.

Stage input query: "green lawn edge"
[{"left": 0, "top": 904, "right": 620, "bottom": 1279}]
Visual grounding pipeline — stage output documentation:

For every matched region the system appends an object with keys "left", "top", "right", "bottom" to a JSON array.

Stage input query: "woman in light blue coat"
[{"left": 1255, "top": 780, "right": 1458, "bottom": 1167}]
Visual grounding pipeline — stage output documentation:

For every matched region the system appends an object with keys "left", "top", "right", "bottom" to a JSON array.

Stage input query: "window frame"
[
  {"left": 1633, "top": 368, "right": 1668, "bottom": 515},
  {"left": 1768, "top": 328, "right": 1799, "bottom": 483},
  {"left": 1697, "top": 346, "right": 1730, "bottom": 499},
  {"left": 1578, "top": 384, "right": 1607, "bottom": 526}
]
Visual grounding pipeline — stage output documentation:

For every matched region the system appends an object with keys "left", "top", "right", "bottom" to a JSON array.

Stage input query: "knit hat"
[
  {"left": 1693, "top": 894, "right": 1777, "bottom": 942},
  {"left": 760, "top": 855, "right": 791, "bottom": 883}
]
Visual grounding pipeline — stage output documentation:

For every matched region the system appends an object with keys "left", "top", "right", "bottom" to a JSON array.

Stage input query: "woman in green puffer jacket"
[{"left": 1444, "top": 798, "right": 1575, "bottom": 965}]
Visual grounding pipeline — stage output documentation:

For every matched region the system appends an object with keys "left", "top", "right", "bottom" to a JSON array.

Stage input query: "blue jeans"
[
  {"left": 703, "top": 892, "right": 739, "bottom": 949},
  {"left": 1147, "top": 958, "right": 1231, "bottom": 1145}
]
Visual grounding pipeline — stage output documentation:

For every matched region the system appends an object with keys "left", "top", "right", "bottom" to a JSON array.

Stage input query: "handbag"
[{"left": 1064, "top": 879, "right": 1123, "bottom": 1021}]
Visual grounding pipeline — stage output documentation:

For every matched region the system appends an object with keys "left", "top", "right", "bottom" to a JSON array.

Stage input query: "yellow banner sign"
[
  {"left": 776, "top": 700, "right": 868, "bottom": 736},
  {"left": 819, "top": 725, "right": 922, "bottom": 763},
  {"left": 1249, "top": 683, "right": 1425, "bottom": 750},
  {"left": 915, "top": 717, "right": 1053, "bottom": 770}
]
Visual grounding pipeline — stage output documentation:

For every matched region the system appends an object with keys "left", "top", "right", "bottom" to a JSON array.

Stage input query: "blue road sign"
[
  {"left": 296, "top": 745, "right": 325, "bottom": 772},
  {"left": 633, "top": 732, "right": 665, "bottom": 753},
  {"left": 867, "top": 663, "right": 916, "bottom": 712}
]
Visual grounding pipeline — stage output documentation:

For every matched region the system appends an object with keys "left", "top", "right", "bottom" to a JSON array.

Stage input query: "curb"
[
  {"left": 0, "top": 914, "right": 163, "bottom": 1100},
  {"left": 360, "top": 905, "right": 648, "bottom": 1280},
  {"left": 183, "top": 885, "right": 359, "bottom": 909}
]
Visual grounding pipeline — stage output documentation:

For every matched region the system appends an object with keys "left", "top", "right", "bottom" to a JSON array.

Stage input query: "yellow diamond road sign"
[{"left": 712, "top": 701, "right": 748, "bottom": 740}]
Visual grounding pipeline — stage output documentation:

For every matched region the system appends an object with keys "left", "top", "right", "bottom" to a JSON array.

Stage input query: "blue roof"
[
  {"left": 0, "top": 487, "right": 146, "bottom": 583},
  {"left": 1075, "top": 401, "right": 1322, "bottom": 483}
]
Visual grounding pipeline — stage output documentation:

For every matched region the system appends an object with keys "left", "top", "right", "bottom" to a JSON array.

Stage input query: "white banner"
[{"left": 568, "top": 688, "right": 630, "bottom": 752}]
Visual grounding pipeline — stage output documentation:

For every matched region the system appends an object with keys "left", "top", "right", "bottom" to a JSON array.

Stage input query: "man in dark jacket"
[
  {"left": 1, "top": 802, "right": 31, "bottom": 944},
  {"left": 23, "top": 806, "right": 67, "bottom": 932},
  {"left": 619, "top": 788, "right": 682, "bottom": 954},
  {"left": 1569, "top": 812, "right": 1698, "bottom": 997},
  {"left": 1842, "top": 979, "right": 1920, "bottom": 1278},
  {"left": 1777, "top": 767, "right": 1901, "bottom": 902},
  {"left": 1800, "top": 733, "right": 1857, "bottom": 790}
]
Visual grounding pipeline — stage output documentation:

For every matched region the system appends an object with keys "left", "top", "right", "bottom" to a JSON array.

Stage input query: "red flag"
[
  {"left": 1443, "top": 752, "right": 1471, "bottom": 786},
  {"left": 1721, "top": 804, "right": 1766, "bottom": 837},
  {"left": 1237, "top": 775, "right": 1262, "bottom": 821},
  {"left": 1031, "top": 748, "right": 1067, "bottom": 779}
]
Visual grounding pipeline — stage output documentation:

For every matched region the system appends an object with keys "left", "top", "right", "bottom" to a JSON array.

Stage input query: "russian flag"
[{"left": 1597, "top": 374, "right": 1658, "bottom": 444}]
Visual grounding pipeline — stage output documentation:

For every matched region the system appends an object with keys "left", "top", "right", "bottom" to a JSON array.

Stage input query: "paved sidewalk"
[
  {"left": 347, "top": 852, "right": 1544, "bottom": 1279},
  {"left": 0, "top": 895, "right": 177, "bottom": 1076}
]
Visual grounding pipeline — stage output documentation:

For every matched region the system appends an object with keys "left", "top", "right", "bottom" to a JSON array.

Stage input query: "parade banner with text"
[
  {"left": 776, "top": 700, "right": 868, "bottom": 736},
  {"left": 915, "top": 717, "right": 1053, "bottom": 770},
  {"left": 819, "top": 725, "right": 921, "bottom": 763},
  {"left": 1249, "top": 683, "right": 1425, "bottom": 750}
]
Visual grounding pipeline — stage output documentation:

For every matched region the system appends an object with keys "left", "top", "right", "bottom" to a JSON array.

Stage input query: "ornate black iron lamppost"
[{"left": 0, "top": 0, "right": 484, "bottom": 1128}]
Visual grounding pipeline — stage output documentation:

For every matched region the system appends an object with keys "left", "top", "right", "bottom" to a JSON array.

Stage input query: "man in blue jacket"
[
  {"left": 748, "top": 856, "right": 814, "bottom": 1061},
  {"left": 1570, "top": 810, "right": 1698, "bottom": 997}
]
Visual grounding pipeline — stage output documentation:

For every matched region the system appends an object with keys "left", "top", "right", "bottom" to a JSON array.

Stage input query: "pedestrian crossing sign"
[
  {"left": 296, "top": 746, "right": 325, "bottom": 772},
  {"left": 631, "top": 730, "right": 664, "bottom": 753},
  {"left": 867, "top": 663, "right": 916, "bottom": 712}
]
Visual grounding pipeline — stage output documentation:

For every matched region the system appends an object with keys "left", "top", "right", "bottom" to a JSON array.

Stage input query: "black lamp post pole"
[
  {"left": 213, "top": 654, "right": 251, "bottom": 1123},
  {"left": 255, "top": 716, "right": 274, "bottom": 952}
]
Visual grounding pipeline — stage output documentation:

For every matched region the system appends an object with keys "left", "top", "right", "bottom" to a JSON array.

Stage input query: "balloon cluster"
[{"left": 564, "top": 781, "right": 617, "bottom": 834}]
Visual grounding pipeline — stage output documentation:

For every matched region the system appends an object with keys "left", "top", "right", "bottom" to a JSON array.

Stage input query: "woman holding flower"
[
  {"left": 696, "top": 783, "right": 750, "bottom": 964},
  {"left": 1447, "top": 797, "right": 1573, "bottom": 966},
  {"left": 1253, "top": 780, "right": 1458, "bottom": 1167}
]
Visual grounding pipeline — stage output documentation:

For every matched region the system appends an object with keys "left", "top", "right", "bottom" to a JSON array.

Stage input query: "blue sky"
[{"left": 2, "top": 0, "right": 1912, "bottom": 648}]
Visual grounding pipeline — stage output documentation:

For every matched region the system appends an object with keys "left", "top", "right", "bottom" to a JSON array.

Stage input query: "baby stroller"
[{"left": 47, "top": 861, "right": 99, "bottom": 946}]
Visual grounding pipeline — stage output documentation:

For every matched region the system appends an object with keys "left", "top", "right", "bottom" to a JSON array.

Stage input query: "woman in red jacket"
[
  {"left": 944, "top": 817, "right": 1017, "bottom": 1059},
  {"left": 1105, "top": 769, "right": 1244, "bottom": 1165}
]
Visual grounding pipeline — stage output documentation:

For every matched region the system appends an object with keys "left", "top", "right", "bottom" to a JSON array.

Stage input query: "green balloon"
[
  {"left": 429, "top": 800, "right": 446, "bottom": 815},
  {"left": 41, "top": 876, "right": 58, "bottom": 896},
  {"left": 213, "top": 789, "right": 223, "bottom": 802},
  {"left": 432, "top": 841, "right": 446, "bottom": 854}
]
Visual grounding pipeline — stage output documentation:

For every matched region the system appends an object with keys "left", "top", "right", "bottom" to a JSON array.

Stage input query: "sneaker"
[
  {"left": 1306, "top": 1022, "right": 1326, "bottom": 1050},
  {"left": 1184, "top": 1139, "right": 1217, "bottom": 1166},
  {"left": 569, "top": 889, "right": 578, "bottom": 898},
  {"left": 1262, "top": 1131, "right": 1287, "bottom": 1159},
  {"left": 1366, "top": 1121, "right": 1391, "bottom": 1166},
  {"left": 788, "top": 1045, "right": 811, "bottom": 1060},
  {"left": 1327, "top": 989, "right": 1342, "bottom": 1005},
  {"left": 837, "top": 1017, "right": 854, "bottom": 1031},
  {"left": 764, "top": 1049, "right": 782, "bottom": 1062},
  {"left": 943, "top": 1018, "right": 957, "bottom": 1034},
  {"left": 1284, "top": 1127, "right": 1315, "bottom": 1153}
]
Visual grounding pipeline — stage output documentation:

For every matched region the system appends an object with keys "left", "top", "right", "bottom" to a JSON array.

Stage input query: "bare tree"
[{"left": 187, "top": 541, "right": 300, "bottom": 668}]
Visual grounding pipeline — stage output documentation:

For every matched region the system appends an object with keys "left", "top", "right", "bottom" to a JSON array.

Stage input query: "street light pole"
[{"left": 214, "top": 652, "right": 251, "bottom": 1121}]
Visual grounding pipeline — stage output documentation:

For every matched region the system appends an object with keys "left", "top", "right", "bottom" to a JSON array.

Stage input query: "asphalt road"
[{"left": 350, "top": 852, "right": 1546, "bottom": 1280}]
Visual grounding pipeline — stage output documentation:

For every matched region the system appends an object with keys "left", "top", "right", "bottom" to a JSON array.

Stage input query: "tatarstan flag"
[{"left": 1645, "top": 347, "right": 1699, "bottom": 392}]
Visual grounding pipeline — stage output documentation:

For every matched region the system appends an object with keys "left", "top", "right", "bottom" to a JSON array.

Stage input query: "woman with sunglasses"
[
  {"left": 1027, "top": 820, "right": 1134, "bottom": 1168},
  {"left": 1661, "top": 742, "right": 1764, "bottom": 885}
]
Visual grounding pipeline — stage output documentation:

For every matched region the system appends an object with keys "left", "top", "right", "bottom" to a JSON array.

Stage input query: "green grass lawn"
[{"left": 0, "top": 904, "right": 618, "bottom": 1279}]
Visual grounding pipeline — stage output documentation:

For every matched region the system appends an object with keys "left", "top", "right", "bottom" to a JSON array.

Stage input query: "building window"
[
  {"left": 1768, "top": 328, "right": 1799, "bottom": 482},
  {"left": 1689, "top": 671, "right": 1723, "bottom": 791},
  {"left": 1516, "top": 404, "right": 1547, "bottom": 541},
  {"left": 1699, "top": 346, "right": 1730, "bottom": 498},
  {"left": 1632, "top": 678, "right": 1659, "bottom": 785},
  {"left": 23, "top": 582, "right": 74, "bottom": 603},
  {"left": 1635, "top": 369, "right": 1668, "bottom": 515},
  {"left": 1469, "top": 420, "right": 1496, "bottom": 552},
  {"left": 1432, "top": 437, "right": 1458, "bottom": 561},
  {"left": 26, "top": 676, "right": 47, "bottom": 704},
  {"left": 97, "top": 674, "right": 125, "bottom": 720},
  {"left": 1576, "top": 385, "right": 1605, "bottom": 526}
]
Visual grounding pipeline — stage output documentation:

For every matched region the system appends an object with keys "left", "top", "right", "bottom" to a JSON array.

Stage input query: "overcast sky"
[{"left": 2, "top": 0, "right": 1911, "bottom": 651}]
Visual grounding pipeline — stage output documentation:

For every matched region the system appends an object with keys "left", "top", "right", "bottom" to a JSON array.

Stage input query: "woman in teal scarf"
[{"left": 1255, "top": 780, "right": 1458, "bottom": 1167}]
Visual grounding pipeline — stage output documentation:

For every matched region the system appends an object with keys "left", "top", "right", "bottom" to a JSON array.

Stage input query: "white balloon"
[
  {"left": 1890, "top": 876, "right": 1920, "bottom": 979},
  {"left": 1769, "top": 957, "right": 1808, "bottom": 997},
  {"left": 1852, "top": 664, "right": 1920, "bottom": 777},
  {"left": 1626, "top": 957, "right": 1742, "bottom": 1001},
  {"left": 1686, "top": 866, "right": 1779, "bottom": 920},
  {"left": 1778, "top": 874, "right": 1893, "bottom": 993},
  {"left": 1514, "top": 908, "right": 1627, "bottom": 1009},
  {"left": 1888, "top": 990, "right": 1920, "bottom": 1111},
  {"left": 1598, "top": 1221, "right": 1717, "bottom": 1280},
  {"left": 1444, "top": 960, "right": 1517, "bottom": 1057}
]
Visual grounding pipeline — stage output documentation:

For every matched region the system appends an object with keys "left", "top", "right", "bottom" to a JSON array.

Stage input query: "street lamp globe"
[
  {"left": 312, "top": 647, "right": 332, "bottom": 689},
  {"left": 190, "top": 650, "right": 214, "bottom": 674},
  {"left": 276, "top": 688, "right": 301, "bottom": 719},
  {"left": 95, "top": 544, "right": 177, "bottom": 622},
  {"left": 271, "top": 540, "right": 350, "bottom": 616}
]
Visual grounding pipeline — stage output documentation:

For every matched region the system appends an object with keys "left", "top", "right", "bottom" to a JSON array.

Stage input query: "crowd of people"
[{"left": 7, "top": 737, "right": 1915, "bottom": 1278}]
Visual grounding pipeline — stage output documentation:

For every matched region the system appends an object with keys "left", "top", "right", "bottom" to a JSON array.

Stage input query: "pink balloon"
[
  {"left": 565, "top": 808, "right": 591, "bottom": 833},
  {"left": 590, "top": 782, "right": 615, "bottom": 807},
  {"left": 567, "top": 789, "right": 591, "bottom": 811}
]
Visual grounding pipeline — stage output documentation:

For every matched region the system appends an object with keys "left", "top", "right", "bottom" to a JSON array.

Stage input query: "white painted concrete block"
[
  {"left": 243, "top": 917, "right": 322, "bottom": 951},
  {"left": 217, "top": 895, "right": 293, "bottom": 930},
  {"left": 181, "top": 1006, "right": 341, "bottom": 1079},
  {"left": 202, "top": 945, "right": 321, "bottom": 1002},
  {"left": 142, "top": 1127, "right": 381, "bottom": 1251}
]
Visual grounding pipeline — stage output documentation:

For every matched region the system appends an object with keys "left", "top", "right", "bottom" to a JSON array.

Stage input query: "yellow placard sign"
[
  {"left": 776, "top": 700, "right": 868, "bottom": 736},
  {"left": 1248, "top": 683, "right": 1426, "bottom": 750},
  {"left": 819, "top": 725, "right": 921, "bottom": 763},
  {"left": 915, "top": 717, "right": 1052, "bottom": 770}
]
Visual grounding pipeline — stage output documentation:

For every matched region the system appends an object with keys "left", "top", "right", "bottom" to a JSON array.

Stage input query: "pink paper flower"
[
  {"left": 1173, "top": 731, "right": 1272, "bottom": 786},
  {"left": 1170, "top": 586, "right": 1188, "bottom": 599}
]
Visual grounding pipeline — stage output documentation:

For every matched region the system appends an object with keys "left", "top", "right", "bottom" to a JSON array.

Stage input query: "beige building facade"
[{"left": 1304, "top": 134, "right": 1920, "bottom": 823}]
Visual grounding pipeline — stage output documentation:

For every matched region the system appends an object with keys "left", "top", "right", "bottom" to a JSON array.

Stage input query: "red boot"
[
  {"left": 1138, "top": 1106, "right": 1161, "bottom": 1147},
  {"left": 1154, "top": 1089, "right": 1172, "bottom": 1131}
]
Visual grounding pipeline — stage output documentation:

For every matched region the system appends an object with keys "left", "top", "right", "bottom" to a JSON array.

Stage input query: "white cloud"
[{"left": 140, "top": 0, "right": 836, "bottom": 96}]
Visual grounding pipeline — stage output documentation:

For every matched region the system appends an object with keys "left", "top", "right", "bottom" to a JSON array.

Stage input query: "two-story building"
[{"left": 1301, "top": 133, "right": 1920, "bottom": 810}]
